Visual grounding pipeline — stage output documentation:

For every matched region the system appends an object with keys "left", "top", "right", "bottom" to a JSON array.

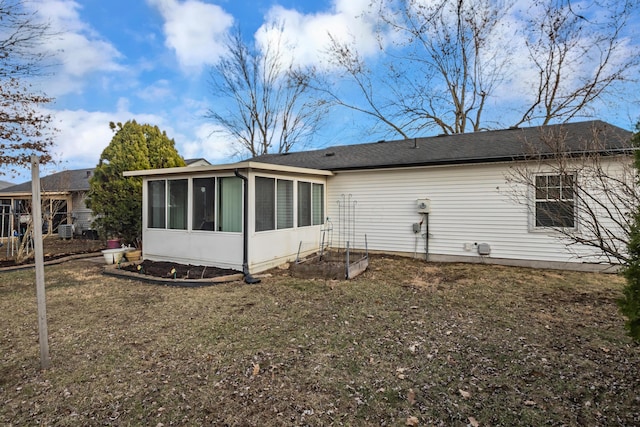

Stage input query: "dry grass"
[{"left": 0, "top": 255, "right": 638, "bottom": 426}]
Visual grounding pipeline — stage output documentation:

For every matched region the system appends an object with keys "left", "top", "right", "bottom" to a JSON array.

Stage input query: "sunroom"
[{"left": 124, "top": 162, "right": 332, "bottom": 278}]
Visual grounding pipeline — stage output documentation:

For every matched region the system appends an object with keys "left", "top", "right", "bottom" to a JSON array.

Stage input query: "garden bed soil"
[
  {"left": 0, "top": 237, "right": 105, "bottom": 268},
  {"left": 290, "top": 250, "right": 369, "bottom": 280},
  {"left": 120, "top": 259, "right": 241, "bottom": 280}
]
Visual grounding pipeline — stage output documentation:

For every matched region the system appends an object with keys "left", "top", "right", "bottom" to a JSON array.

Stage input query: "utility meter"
[{"left": 417, "top": 198, "right": 431, "bottom": 213}]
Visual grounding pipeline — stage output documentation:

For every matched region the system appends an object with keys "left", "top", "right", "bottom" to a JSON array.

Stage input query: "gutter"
[{"left": 234, "top": 169, "right": 261, "bottom": 284}]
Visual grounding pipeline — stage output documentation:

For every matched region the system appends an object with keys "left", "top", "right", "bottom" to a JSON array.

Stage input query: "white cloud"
[
  {"left": 147, "top": 0, "right": 234, "bottom": 71},
  {"left": 180, "top": 123, "right": 237, "bottom": 162},
  {"left": 48, "top": 108, "right": 167, "bottom": 169},
  {"left": 43, "top": 102, "right": 235, "bottom": 176},
  {"left": 256, "top": 0, "right": 380, "bottom": 69},
  {"left": 29, "top": 0, "right": 123, "bottom": 96},
  {"left": 136, "top": 79, "right": 175, "bottom": 103}
]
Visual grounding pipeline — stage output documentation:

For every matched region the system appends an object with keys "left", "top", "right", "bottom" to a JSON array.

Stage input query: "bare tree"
[
  {"left": 505, "top": 122, "right": 637, "bottom": 264},
  {"left": 321, "top": 34, "right": 411, "bottom": 139},
  {"left": 207, "top": 26, "right": 329, "bottom": 157},
  {"left": 322, "top": 0, "right": 512, "bottom": 138},
  {"left": 514, "top": 0, "right": 639, "bottom": 127},
  {"left": 0, "top": 0, "right": 56, "bottom": 176},
  {"left": 323, "top": 0, "right": 638, "bottom": 138}
]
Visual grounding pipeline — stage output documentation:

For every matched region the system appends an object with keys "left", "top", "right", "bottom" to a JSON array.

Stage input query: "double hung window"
[{"left": 534, "top": 173, "right": 575, "bottom": 228}]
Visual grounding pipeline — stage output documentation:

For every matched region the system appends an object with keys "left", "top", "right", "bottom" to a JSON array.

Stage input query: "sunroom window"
[
  {"left": 297, "top": 181, "right": 324, "bottom": 227},
  {"left": 277, "top": 179, "right": 293, "bottom": 229},
  {"left": 147, "top": 177, "right": 242, "bottom": 232},
  {"left": 312, "top": 183, "right": 324, "bottom": 226},
  {"left": 193, "top": 177, "right": 215, "bottom": 231},
  {"left": 298, "top": 181, "right": 311, "bottom": 227},
  {"left": 218, "top": 177, "right": 242, "bottom": 232},
  {"left": 168, "top": 179, "right": 188, "bottom": 230},
  {"left": 255, "top": 177, "right": 275, "bottom": 232},
  {"left": 148, "top": 180, "right": 166, "bottom": 228}
]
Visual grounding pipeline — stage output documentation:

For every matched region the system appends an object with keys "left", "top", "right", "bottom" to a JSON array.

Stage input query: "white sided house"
[{"left": 126, "top": 121, "right": 634, "bottom": 280}]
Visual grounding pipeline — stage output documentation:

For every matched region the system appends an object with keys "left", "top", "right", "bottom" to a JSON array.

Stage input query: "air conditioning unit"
[
  {"left": 417, "top": 198, "right": 431, "bottom": 213},
  {"left": 58, "top": 224, "right": 73, "bottom": 239}
]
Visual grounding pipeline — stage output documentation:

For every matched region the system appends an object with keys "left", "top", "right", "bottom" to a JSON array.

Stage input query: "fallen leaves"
[
  {"left": 406, "top": 415, "right": 419, "bottom": 426},
  {"left": 459, "top": 389, "right": 471, "bottom": 399},
  {"left": 407, "top": 388, "right": 416, "bottom": 405}
]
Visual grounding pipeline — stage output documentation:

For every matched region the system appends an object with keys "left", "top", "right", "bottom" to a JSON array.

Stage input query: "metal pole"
[
  {"left": 425, "top": 213, "right": 429, "bottom": 262},
  {"left": 31, "top": 155, "right": 50, "bottom": 369},
  {"left": 347, "top": 194, "right": 352, "bottom": 250},
  {"left": 345, "top": 240, "right": 350, "bottom": 280}
]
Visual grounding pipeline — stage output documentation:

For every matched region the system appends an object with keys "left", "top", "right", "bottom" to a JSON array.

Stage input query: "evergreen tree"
[
  {"left": 86, "top": 121, "right": 185, "bottom": 244},
  {"left": 620, "top": 124, "right": 640, "bottom": 341}
]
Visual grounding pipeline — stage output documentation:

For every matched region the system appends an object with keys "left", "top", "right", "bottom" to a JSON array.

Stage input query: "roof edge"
[{"left": 123, "top": 161, "right": 334, "bottom": 177}]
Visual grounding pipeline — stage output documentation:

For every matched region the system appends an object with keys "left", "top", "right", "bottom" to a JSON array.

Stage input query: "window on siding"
[
  {"left": 193, "top": 178, "right": 215, "bottom": 231},
  {"left": 277, "top": 179, "right": 293, "bottom": 229},
  {"left": 168, "top": 179, "right": 188, "bottom": 230},
  {"left": 255, "top": 177, "right": 275, "bottom": 232},
  {"left": 298, "top": 181, "right": 311, "bottom": 227},
  {"left": 534, "top": 173, "right": 575, "bottom": 228},
  {"left": 312, "top": 183, "right": 324, "bottom": 225},
  {"left": 218, "top": 177, "right": 242, "bottom": 232},
  {"left": 148, "top": 180, "right": 166, "bottom": 228}
]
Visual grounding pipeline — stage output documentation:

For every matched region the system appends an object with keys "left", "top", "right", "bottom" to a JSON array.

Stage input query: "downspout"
[{"left": 234, "top": 169, "right": 261, "bottom": 284}]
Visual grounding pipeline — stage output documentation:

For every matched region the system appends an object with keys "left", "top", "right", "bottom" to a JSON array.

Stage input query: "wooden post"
[{"left": 31, "top": 155, "right": 50, "bottom": 369}]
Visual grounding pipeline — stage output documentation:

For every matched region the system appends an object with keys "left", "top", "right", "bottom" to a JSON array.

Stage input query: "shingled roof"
[
  {"left": 0, "top": 168, "right": 94, "bottom": 194},
  {"left": 252, "top": 121, "right": 633, "bottom": 171}
]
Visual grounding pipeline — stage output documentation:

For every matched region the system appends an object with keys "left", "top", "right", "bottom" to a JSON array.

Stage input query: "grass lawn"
[{"left": 1, "top": 256, "right": 638, "bottom": 426}]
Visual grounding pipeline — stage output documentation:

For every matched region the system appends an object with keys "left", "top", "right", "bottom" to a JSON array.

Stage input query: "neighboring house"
[
  {"left": 0, "top": 180, "right": 14, "bottom": 190},
  {"left": 185, "top": 158, "right": 212, "bottom": 167},
  {"left": 0, "top": 168, "right": 95, "bottom": 238},
  {"left": 125, "top": 120, "right": 634, "bottom": 277}
]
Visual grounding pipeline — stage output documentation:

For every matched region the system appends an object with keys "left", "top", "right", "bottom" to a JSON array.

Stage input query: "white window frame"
[{"left": 530, "top": 171, "right": 578, "bottom": 232}]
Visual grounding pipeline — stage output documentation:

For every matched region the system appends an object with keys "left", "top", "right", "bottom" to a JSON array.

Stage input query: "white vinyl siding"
[{"left": 326, "top": 161, "right": 625, "bottom": 265}]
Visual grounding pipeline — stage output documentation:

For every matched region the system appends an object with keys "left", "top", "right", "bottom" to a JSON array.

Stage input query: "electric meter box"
[{"left": 416, "top": 198, "right": 431, "bottom": 214}]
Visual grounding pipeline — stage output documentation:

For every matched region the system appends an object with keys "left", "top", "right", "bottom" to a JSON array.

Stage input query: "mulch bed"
[{"left": 120, "top": 259, "right": 241, "bottom": 280}]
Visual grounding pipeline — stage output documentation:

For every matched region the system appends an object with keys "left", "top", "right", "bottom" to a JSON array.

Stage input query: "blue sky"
[{"left": 3, "top": 0, "right": 640, "bottom": 182}]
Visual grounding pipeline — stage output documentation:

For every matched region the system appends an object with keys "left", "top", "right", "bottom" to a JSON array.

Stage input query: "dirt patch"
[
  {"left": 0, "top": 237, "right": 105, "bottom": 268},
  {"left": 120, "top": 259, "right": 241, "bottom": 280},
  {"left": 290, "top": 250, "right": 369, "bottom": 280}
]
